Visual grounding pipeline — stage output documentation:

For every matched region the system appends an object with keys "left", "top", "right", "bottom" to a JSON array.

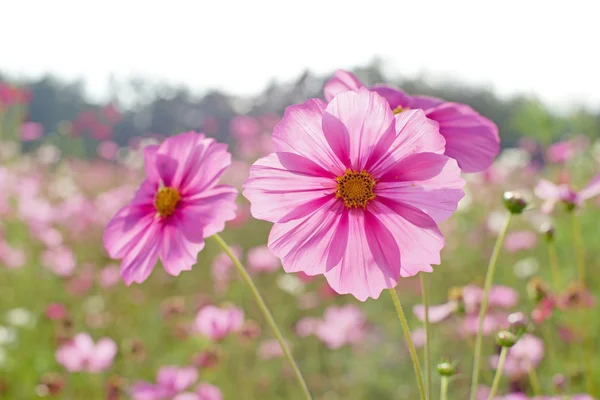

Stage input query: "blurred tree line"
[{"left": 2, "top": 60, "right": 598, "bottom": 152}]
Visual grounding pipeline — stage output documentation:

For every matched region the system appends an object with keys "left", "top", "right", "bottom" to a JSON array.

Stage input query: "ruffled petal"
[
  {"left": 160, "top": 219, "right": 204, "bottom": 277},
  {"left": 88, "top": 338, "right": 117, "bottom": 372},
  {"left": 324, "top": 209, "right": 400, "bottom": 301},
  {"left": 426, "top": 103, "right": 500, "bottom": 173},
  {"left": 103, "top": 204, "right": 156, "bottom": 259},
  {"left": 323, "top": 70, "right": 365, "bottom": 101},
  {"left": 272, "top": 98, "right": 347, "bottom": 175},
  {"left": 119, "top": 222, "right": 162, "bottom": 285},
  {"left": 182, "top": 185, "right": 238, "bottom": 237},
  {"left": 243, "top": 152, "right": 336, "bottom": 223},
  {"left": 376, "top": 153, "right": 465, "bottom": 222},
  {"left": 579, "top": 173, "right": 600, "bottom": 201}
]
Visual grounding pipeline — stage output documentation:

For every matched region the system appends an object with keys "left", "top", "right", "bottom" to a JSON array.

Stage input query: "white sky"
[{"left": 1, "top": 0, "right": 599, "bottom": 108}]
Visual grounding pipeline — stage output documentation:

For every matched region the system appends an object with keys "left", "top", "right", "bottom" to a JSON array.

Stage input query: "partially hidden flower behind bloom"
[
  {"left": 130, "top": 366, "right": 198, "bottom": 400},
  {"left": 103, "top": 132, "right": 238, "bottom": 285},
  {"left": 56, "top": 333, "right": 117, "bottom": 373},
  {"left": 489, "top": 334, "right": 544, "bottom": 379},
  {"left": 193, "top": 305, "right": 244, "bottom": 341},
  {"left": 247, "top": 245, "right": 279, "bottom": 273},
  {"left": 504, "top": 231, "right": 538, "bottom": 253},
  {"left": 243, "top": 89, "right": 465, "bottom": 301},
  {"left": 20, "top": 122, "right": 44, "bottom": 142},
  {"left": 41, "top": 246, "right": 76, "bottom": 277},
  {"left": 324, "top": 70, "right": 499, "bottom": 173},
  {"left": 315, "top": 305, "right": 366, "bottom": 349},
  {"left": 173, "top": 383, "right": 223, "bottom": 400},
  {"left": 534, "top": 174, "right": 600, "bottom": 213}
]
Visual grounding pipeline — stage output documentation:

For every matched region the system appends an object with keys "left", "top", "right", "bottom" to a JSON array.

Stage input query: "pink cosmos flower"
[
  {"left": 99, "top": 264, "right": 121, "bottom": 288},
  {"left": 324, "top": 70, "right": 499, "bottom": 173},
  {"left": 103, "top": 132, "right": 238, "bottom": 284},
  {"left": 504, "top": 231, "right": 538, "bottom": 253},
  {"left": 193, "top": 305, "right": 244, "bottom": 341},
  {"left": 211, "top": 246, "right": 242, "bottom": 293},
  {"left": 41, "top": 246, "right": 76, "bottom": 277},
  {"left": 173, "top": 383, "right": 223, "bottom": 400},
  {"left": 0, "top": 241, "right": 26, "bottom": 268},
  {"left": 489, "top": 334, "right": 544, "bottom": 378},
  {"left": 20, "top": 122, "right": 44, "bottom": 141},
  {"left": 535, "top": 174, "right": 600, "bottom": 213},
  {"left": 56, "top": 333, "right": 117, "bottom": 372},
  {"left": 243, "top": 89, "right": 465, "bottom": 301},
  {"left": 97, "top": 140, "right": 120, "bottom": 160},
  {"left": 247, "top": 245, "right": 279, "bottom": 273},
  {"left": 230, "top": 115, "right": 260, "bottom": 139},
  {"left": 477, "top": 386, "right": 593, "bottom": 400},
  {"left": 295, "top": 317, "right": 320, "bottom": 337},
  {"left": 258, "top": 339, "right": 284, "bottom": 360},
  {"left": 131, "top": 366, "right": 198, "bottom": 400},
  {"left": 315, "top": 305, "right": 366, "bottom": 349}
]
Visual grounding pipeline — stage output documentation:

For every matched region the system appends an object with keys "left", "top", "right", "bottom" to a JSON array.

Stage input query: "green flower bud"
[
  {"left": 503, "top": 191, "right": 528, "bottom": 214},
  {"left": 496, "top": 330, "right": 518, "bottom": 347},
  {"left": 436, "top": 361, "right": 456, "bottom": 377}
]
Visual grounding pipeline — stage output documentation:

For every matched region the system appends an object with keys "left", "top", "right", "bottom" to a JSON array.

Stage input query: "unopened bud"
[
  {"left": 507, "top": 312, "right": 528, "bottom": 337},
  {"left": 552, "top": 373, "right": 566, "bottom": 391},
  {"left": 503, "top": 191, "right": 528, "bottom": 214},
  {"left": 539, "top": 223, "right": 554, "bottom": 241},
  {"left": 496, "top": 330, "right": 518, "bottom": 347},
  {"left": 436, "top": 361, "right": 456, "bottom": 377}
]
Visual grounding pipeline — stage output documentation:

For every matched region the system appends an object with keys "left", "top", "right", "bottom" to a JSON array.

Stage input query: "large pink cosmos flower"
[
  {"left": 243, "top": 89, "right": 465, "bottom": 301},
  {"left": 103, "top": 132, "right": 237, "bottom": 285},
  {"left": 56, "top": 333, "right": 117, "bottom": 373},
  {"left": 324, "top": 70, "right": 500, "bottom": 173}
]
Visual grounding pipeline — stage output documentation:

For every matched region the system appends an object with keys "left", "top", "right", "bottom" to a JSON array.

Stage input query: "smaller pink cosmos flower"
[
  {"left": 193, "top": 305, "right": 244, "bottom": 341},
  {"left": 173, "top": 383, "right": 223, "bottom": 400},
  {"left": 41, "top": 246, "right": 76, "bottom": 277},
  {"left": 546, "top": 137, "right": 588, "bottom": 164},
  {"left": 534, "top": 174, "right": 600, "bottom": 213},
  {"left": 211, "top": 246, "right": 242, "bottom": 293},
  {"left": 489, "top": 334, "right": 544, "bottom": 379},
  {"left": 99, "top": 264, "right": 121, "bottom": 288},
  {"left": 0, "top": 241, "right": 26, "bottom": 268},
  {"left": 97, "top": 140, "right": 119, "bottom": 160},
  {"left": 324, "top": 70, "right": 499, "bottom": 173},
  {"left": 504, "top": 231, "right": 538, "bottom": 253},
  {"left": 131, "top": 366, "right": 198, "bottom": 400},
  {"left": 230, "top": 115, "right": 260, "bottom": 139},
  {"left": 103, "top": 132, "right": 238, "bottom": 285},
  {"left": 20, "top": 122, "right": 44, "bottom": 141},
  {"left": 45, "top": 303, "right": 68, "bottom": 321},
  {"left": 315, "top": 305, "right": 366, "bottom": 349},
  {"left": 258, "top": 339, "right": 285, "bottom": 360},
  {"left": 247, "top": 245, "right": 279, "bottom": 273},
  {"left": 56, "top": 333, "right": 117, "bottom": 373},
  {"left": 295, "top": 317, "right": 320, "bottom": 337}
]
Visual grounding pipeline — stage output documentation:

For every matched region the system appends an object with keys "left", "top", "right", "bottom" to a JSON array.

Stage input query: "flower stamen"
[
  {"left": 335, "top": 170, "right": 376, "bottom": 209},
  {"left": 154, "top": 187, "right": 181, "bottom": 217}
]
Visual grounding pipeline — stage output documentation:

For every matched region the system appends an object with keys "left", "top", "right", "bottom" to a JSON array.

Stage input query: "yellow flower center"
[
  {"left": 392, "top": 105, "right": 408, "bottom": 115},
  {"left": 154, "top": 187, "right": 181, "bottom": 217},
  {"left": 335, "top": 170, "right": 376, "bottom": 209}
]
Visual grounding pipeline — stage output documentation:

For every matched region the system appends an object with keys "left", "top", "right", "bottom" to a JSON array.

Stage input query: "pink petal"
[
  {"left": 130, "top": 382, "right": 163, "bottom": 400},
  {"left": 103, "top": 205, "right": 155, "bottom": 259},
  {"left": 425, "top": 103, "right": 500, "bottom": 173},
  {"left": 323, "top": 69, "right": 365, "bottom": 101},
  {"left": 88, "top": 338, "right": 117, "bottom": 372},
  {"left": 243, "top": 152, "right": 336, "bottom": 223},
  {"left": 159, "top": 220, "right": 204, "bottom": 277},
  {"left": 268, "top": 197, "right": 347, "bottom": 276},
  {"left": 271, "top": 98, "right": 346, "bottom": 175},
  {"left": 195, "top": 383, "right": 223, "bottom": 400},
  {"left": 488, "top": 285, "right": 519, "bottom": 308},
  {"left": 534, "top": 179, "right": 561, "bottom": 200},
  {"left": 56, "top": 342, "right": 85, "bottom": 372},
  {"left": 324, "top": 209, "right": 400, "bottom": 301},
  {"left": 376, "top": 152, "right": 465, "bottom": 222},
  {"left": 180, "top": 185, "right": 238, "bottom": 237},
  {"left": 579, "top": 173, "right": 600, "bottom": 201},
  {"left": 322, "top": 88, "right": 396, "bottom": 171},
  {"left": 413, "top": 302, "right": 457, "bottom": 323},
  {"left": 173, "top": 393, "right": 200, "bottom": 400},
  {"left": 368, "top": 109, "right": 446, "bottom": 178},
  {"left": 119, "top": 223, "right": 162, "bottom": 285},
  {"left": 370, "top": 85, "right": 413, "bottom": 109}
]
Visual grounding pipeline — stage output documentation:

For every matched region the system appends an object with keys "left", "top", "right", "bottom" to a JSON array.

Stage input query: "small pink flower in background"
[
  {"left": 258, "top": 339, "right": 284, "bottom": 360},
  {"left": 97, "top": 140, "right": 120, "bottom": 160},
  {"left": 203, "top": 116, "right": 219, "bottom": 135},
  {"left": 324, "top": 70, "right": 500, "bottom": 173},
  {"left": 504, "top": 231, "right": 538, "bottom": 253},
  {"left": 130, "top": 366, "right": 198, "bottom": 400},
  {"left": 411, "top": 328, "right": 427, "bottom": 349},
  {"left": 56, "top": 333, "right": 117, "bottom": 372},
  {"left": 0, "top": 241, "right": 26, "bottom": 268},
  {"left": 173, "top": 383, "right": 223, "bottom": 400},
  {"left": 535, "top": 174, "right": 600, "bottom": 213},
  {"left": 45, "top": 303, "right": 68, "bottom": 321},
  {"left": 489, "top": 334, "right": 544, "bottom": 378},
  {"left": 20, "top": 122, "right": 44, "bottom": 141},
  {"left": 211, "top": 246, "right": 242, "bottom": 293},
  {"left": 532, "top": 297, "right": 555, "bottom": 324},
  {"left": 193, "top": 305, "right": 244, "bottom": 341},
  {"left": 295, "top": 317, "right": 319, "bottom": 337},
  {"left": 33, "top": 226, "right": 63, "bottom": 248},
  {"left": 244, "top": 90, "right": 465, "bottom": 301},
  {"left": 546, "top": 137, "right": 588, "bottom": 164},
  {"left": 103, "top": 132, "right": 238, "bottom": 285},
  {"left": 102, "top": 104, "right": 122, "bottom": 125},
  {"left": 66, "top": 265, "right": 95, "bottom": 296},
  {"left": 247, "top": 245, "right": 279, "bottom": 273},
  {"left": 315, "top": 305, "right": 366, "bottom": 349},
  {"left": 41, "top": 246, "right": 76, "bottom": 277},
  {"left": 99, "top": 264, "right": 121, "bottom": 288},
  {"left": 230, "top": 115, "right": 259, "bottom": 139}
]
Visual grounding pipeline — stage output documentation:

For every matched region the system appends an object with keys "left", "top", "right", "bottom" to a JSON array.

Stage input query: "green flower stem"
[
  {"left": 389, "top": 288, "right": 427, "bottom": 400},
  {"left": 469, "top": 213, "right": 513, "bottom": 400},
  {"left": 488, "top": 346, "right": 508, "bottom": 399},
  {"left": 527, "top": 364, "right": 542, "bottom": 396},
  {"left": 420, "top": 274, "right": 432, "bottom": 400},
  {"left": 440, "top": 376, "right": 449, "bottom": 400},
  {"left": 212, "top": 234, "right": 312, "bottom": 400},
  {"left": 571, "top": 213, "right": 585, "bottom": 285}
]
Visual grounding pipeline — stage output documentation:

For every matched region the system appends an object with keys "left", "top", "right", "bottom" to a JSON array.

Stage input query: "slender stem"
[
  {"left": 212, "top": 234, "right": 312, "bottom": 400},
  {"left": 571, "top": 213, "right": 585, "bottom": 285},
  {"left": 420, "top": 274, "right": 432, "bottom": 400},
  {"left": 440, "top": 376, "right": 449, "bottom": 400},
  {"left": 547, "top": 241, "right": 562, "bottom": 290},
  {"left": 388, "top": 288, "right": 427, "bottom": 400},
  {"left": 583, "top": 337, "right": 596, "bottom": 396},
  {"left": 469, "top": 213, "right": 513, "bottom": 400},
  {"left": 488, "top": 346, "right": 508, "bottom": 400},
  {"left": 527, "top": 364, "right": 542, "bottom": 396}
]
